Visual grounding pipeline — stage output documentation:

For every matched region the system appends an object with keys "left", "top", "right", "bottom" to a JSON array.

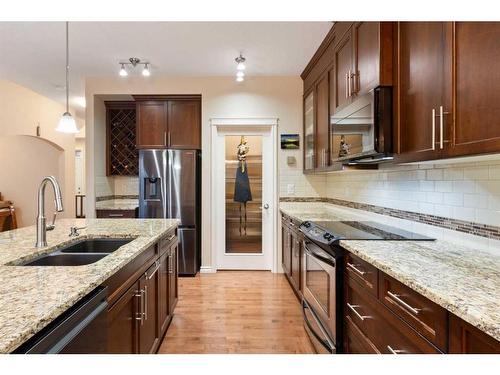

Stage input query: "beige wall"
[
  {"left": 0, "top": 79, "right": 81, "bottom": 227},
  {"left": 85, "top": 75, "right": 323, "bottom": 270}
]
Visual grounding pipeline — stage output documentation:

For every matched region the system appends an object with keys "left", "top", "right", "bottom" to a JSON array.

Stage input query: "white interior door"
[{"left": 213, "top": 122, "right": 277, "bottom": 271}]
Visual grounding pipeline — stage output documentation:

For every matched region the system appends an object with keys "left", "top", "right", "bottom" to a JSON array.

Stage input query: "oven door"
[
  {"left": 303, "top": 299, "right": 336, "bottom": 353},
  {"left": 302, "top": 240, "right": 337, "bottom": 345}
]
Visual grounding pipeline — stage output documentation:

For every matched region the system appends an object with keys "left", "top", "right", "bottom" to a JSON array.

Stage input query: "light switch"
[{"left": 287, "top": 184, "right": 295, "bottom": 195}]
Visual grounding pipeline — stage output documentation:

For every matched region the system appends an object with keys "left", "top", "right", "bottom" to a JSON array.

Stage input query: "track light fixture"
[
  {"left": 235, "top": 54, "right": 246, "bottom": 82},
  {"left": 118, "top": 58, "right": 151, "bottom": 77}
]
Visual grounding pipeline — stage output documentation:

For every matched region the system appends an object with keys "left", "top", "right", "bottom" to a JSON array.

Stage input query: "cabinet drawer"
[
  {"left": 344, "top": 315, "right": 380, "bottom": 354},
  {"left": 96, "top": 209, "right": 136, "bottom": 219},
  {"left": 379, "top": 273, "right": 448, "bottom": 351},
  {"left": 345, "top": 252, "right": 378, "bottom": 297},
  {"left": 345, "top": 276, "right": 441, "bottom": 354}
]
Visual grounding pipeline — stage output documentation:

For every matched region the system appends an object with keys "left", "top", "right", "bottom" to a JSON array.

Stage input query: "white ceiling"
[{"left": 0, "top": 22, "right": 331, "bottom": 113}]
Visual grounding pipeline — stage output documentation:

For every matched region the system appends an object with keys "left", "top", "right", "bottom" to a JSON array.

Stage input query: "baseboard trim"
[{"left": 199, "top": 266, "right": 217, "bottom": 274}]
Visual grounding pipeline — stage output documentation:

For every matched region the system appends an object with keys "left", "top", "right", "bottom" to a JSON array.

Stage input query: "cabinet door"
[
  {"left": 333, "top": 26, "right": 354, "bottom": 113},
  {"left": 139, "top": 261, "right": 161, "bottom": 354},
  {"left": 168, "top": 243, "right": 179, "bottom": 315},
  {"left": 107, "top": 280, "right": 140, "bottom": 354},
  {"left": 316, "top": 71, "right": 330, "bottom": 169},
  {"left": 449, "top": 314, "right": 500, "bottom": 354},
  {"left": 158, "top": 252, "right": 170, "bottom": 335},
  {"left": 303, "top": 91, "right": 315, "bottom": 171},
  {"left": 167, "top": 100, "right": 201, "bottom": 149},
  {"left": 290, "top": 230, "right": 301, "bottom": 293},
  {"left": 450, "top": 22, "right": 500, "bottom": 157},
  {"left": 136, "top": 102, "right": 167, "bottom": 148},
  {"left": 353, "top": 22, "right": 380, "bottom": 95},
  {"left": 396, "top": 22, "right": 452, "bottom": 162},
  {"left": 281, "top": 221, "right": 291, "bottom": 276}
]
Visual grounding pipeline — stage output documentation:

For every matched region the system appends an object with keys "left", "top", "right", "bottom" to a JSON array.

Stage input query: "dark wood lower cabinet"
[
  {"left": 281, "top": 215, "right": 302, "bottom": 300},
  {"left": 139, "top": 261, "right": 161, "bottom": 354},
  {"left": 107, "top": 281, "right": 140, "bottom": 353},
  {"left": 449, "top": 314, "right": 500, "bottom": 354},
  {"left": 104, "top": 231, "right": 178, "bottom": 354}
]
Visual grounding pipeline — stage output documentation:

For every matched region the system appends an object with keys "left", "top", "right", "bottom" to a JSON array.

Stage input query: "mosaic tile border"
[
  {"left": 96, "top": 195, "right": 139, "bottom": 202},
  {"left": 280, "top": 197, "right": 500, "bottom": 241}
]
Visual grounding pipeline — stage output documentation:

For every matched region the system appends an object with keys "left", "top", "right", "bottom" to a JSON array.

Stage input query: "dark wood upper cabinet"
[
  {"left": 136, "top": 101, "right": 167, "bottom": 148},
  {"left": 168, "top": 100, "right": 201, "bottom": 149},
  {"left": 450, "top": 22, "right": 500, "bottom": 157},
  {"left": 135, "top": 95, "right": 201, "bottom": 150},
  {"left": 315, "top": 71, "right": 330, "bottom": 169},
  {"left": 105, "top": 101, "right": 138, "bottom": 176},
  {"left": 333, "top": 26, "right": 354, "bottom": 113},
  {"left": 394, "top": 22, "right": 452, "bottom": 163}
]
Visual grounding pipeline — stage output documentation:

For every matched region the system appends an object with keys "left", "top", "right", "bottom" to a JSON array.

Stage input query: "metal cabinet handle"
[
  {"left": 345, "top": 73, "right": 349, "bottom": 98},
  {"left": 387, "top": 290, "right": 421, "bottom": 315},
  {"left": 147, "top": 260, "right": 160, "bottom": 280},
  {"left": 347, "top": 303, "right": 372, "bottom": 321},
  {"left": 168, "top": 131, "right": 171, "bottom": 146},
  {"left": 439, "top": 106, "right": 451, "bottom": 150},
  {"left": 108, "top": 213, "right": 124, "bottom": 217},
  {"left": 348, "top": 69, "right": 352, "bottom": 97},
  {"left": 164, "top": 131, "right": 167, "bottom": 146},
  {"left": 144, "top": 285, "right": 148, "bottom": 321},
  {"left": 431, "top": 108, "right": 436, "bottom": 151},
  {"left": 347, "top": 262, "right": 366, "bottom": 276},
  {"left": 387, "top": 345, "right": 405, "bottom": 354},
  {"left": 168, "top": 254, "right": 174, "bottom": 274},
  {"left": 166, "top": 234, "right": 175, "bottom": 242},
  {"left": 135, "top": 289, "right": 144, "bottom": 325}
]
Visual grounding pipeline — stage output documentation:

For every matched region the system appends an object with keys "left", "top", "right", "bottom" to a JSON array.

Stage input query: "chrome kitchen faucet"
[{"left": 35, "top": 176, "right": 64, "bottom": 248}]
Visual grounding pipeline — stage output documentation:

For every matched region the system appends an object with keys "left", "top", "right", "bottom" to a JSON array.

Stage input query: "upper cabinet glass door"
[{"left": 304, "top": 91, "right": 315, "bottom": 171}]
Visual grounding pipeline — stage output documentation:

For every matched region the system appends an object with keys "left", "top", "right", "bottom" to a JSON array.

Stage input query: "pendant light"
[{"left": 56, "top": 22, "right": 79, "bottom": 134}]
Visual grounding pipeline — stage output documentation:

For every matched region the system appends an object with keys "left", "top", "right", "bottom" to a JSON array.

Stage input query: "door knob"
[{"left": 260, "top": 203, "right": 269, "bottom": 210}]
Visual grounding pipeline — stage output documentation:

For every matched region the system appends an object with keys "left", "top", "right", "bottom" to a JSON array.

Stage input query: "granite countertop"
[
  {"left": 0, "top": 218, "right": 179, "bottom": 353},
  {"left": 280, "top": 202, "right": 500, "bottom": 342},
  {"left": 95, "top": 199, "right": 139, "bottom": 210}
]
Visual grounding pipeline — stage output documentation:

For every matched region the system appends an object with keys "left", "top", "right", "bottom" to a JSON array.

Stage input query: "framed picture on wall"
[{"left": 280, "top": 134, "right": 300, "bottom": 149}]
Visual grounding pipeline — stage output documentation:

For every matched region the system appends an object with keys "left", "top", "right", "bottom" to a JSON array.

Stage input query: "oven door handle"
[
  {"left": 304, "top": 241, "right": 336, "bottom": 267},
  {"left": 302, "top": 300, "right": 336, "bottom": 353}
]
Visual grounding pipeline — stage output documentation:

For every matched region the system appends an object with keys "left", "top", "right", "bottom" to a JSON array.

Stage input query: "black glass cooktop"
[{"left": 313, "top": 220, "right": 435, "bottom": 241}]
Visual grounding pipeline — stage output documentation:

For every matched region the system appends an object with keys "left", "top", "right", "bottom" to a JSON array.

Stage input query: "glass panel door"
[
  {"left": 304, "top": 91, "right": 315, "bottom": 170},
  {"left": 225, "top": 135, "right": 263, "bottom": 254}
]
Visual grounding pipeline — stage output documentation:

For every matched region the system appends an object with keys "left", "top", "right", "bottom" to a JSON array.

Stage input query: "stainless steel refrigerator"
[{"left": 139, "top": 149, "right": 201, "bottom": 276}]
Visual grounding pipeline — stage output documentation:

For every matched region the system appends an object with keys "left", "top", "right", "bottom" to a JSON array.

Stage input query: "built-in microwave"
[{"left": 330, "top": 86, "right": 392, "bottom": 164}]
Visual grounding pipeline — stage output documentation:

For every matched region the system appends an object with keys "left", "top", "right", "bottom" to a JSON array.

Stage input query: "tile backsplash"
[
  {"left": 95, "top": 176, "right": 139, "bottom": 198},
  {"left": 324, "top": 160, "right": 500, "bottom": 227}
]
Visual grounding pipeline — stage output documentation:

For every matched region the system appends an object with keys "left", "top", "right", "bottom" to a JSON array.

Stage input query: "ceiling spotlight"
[
  {"left": 236, "top": 71, "right": 245, "bottom": 78},
  {"left": 235, "top": 54, "right": 246, "bottom": 71},
  {"left": 119, "top": 64, "right": 128, "bottom": 77},
  {"left": 236, "top": 76, "right": 244, "bottom": 82},
  {"left": 118, "top": 58, "right": 151, "bottom": 77}
]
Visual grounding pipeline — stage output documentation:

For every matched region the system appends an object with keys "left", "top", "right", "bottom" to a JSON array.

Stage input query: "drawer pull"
[
  {"left": 387, "top": 291, "right": 421, "bottom": 315},
  {"left": 347, "top": 262, "right": 366, "bottom": 276},
  {"left": 347, "top": 303, "right": 372, "bottom": 321},
  {"left": 108, "top": 213, "right": 124, "bottom": 217},
  {"left": 387, "top": 345, "right": 406, "bottom": 355},
  {"left": 166, "top": 234, "right": 175, "bottom": 242}
]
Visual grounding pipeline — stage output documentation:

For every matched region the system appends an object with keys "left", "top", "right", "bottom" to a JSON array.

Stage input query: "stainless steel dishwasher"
[{"left": 13, "top": 287, "right": 108, "bottom": 354}]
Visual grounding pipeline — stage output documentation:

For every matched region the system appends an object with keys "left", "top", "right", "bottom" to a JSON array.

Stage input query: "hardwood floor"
[{"left": 157, "top": 271, "right": 314, "bottom": 354}]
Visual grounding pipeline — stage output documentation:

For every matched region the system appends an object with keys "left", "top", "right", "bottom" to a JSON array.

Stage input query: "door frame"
[{"left": 210, "top": 117, "right": 279, "bottom": 273}]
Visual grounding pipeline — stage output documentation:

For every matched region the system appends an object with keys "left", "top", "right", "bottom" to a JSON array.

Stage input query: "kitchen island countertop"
[{"left": 0, "top": 218, "right": 178, "bottom": 353}]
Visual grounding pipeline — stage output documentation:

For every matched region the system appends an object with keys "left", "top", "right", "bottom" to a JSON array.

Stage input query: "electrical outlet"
[{"left": 287, "top": 184, "right": 295, "bottom": 195}]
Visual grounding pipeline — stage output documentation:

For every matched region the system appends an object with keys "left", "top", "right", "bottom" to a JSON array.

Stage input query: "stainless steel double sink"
[{"left": 21, "top": 238, "right": 134, "bottom": 266}]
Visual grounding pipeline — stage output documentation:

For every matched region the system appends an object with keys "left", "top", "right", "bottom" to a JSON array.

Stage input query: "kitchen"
[{"left": 0, "top": 2, "right": 499, "bottom": 373}]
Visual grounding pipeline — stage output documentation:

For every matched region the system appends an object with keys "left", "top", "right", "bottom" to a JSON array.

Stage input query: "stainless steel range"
[{"left": 299, "top": 220, "right": 434, "bottom": 354}]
